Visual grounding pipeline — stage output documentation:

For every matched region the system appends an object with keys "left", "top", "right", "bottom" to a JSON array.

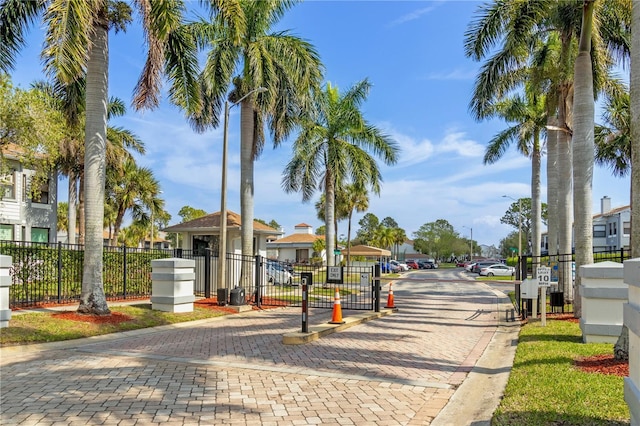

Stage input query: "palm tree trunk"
[
  {"left": 613, "top": 0, "right": 640, "bottom": 361},
  {"left": 78, "top": 170, "right": 85, "bottom": 245},
  {"left": 325, "top": 172, "right": 336, "bottom": 267},
  {"left": 78, "top": 21, "right": 110, "bottom": 315},
  {"left": 546, "top": 115, "right": 559, "bottom": 259},
  {"left": 572, "top": 1, "right": 596, "bottom": 319},
  {"left": 67, "top": 172, "right": 77, "bottom": 244},
  {"left": 557, "top": 84, "right": 574, "bottom": 302},
  {"left": 531, "top": 133, "right": 542, "bottom": 275},
  {"left": 240, "top": 100, "right": 255, "bottom": 287}
]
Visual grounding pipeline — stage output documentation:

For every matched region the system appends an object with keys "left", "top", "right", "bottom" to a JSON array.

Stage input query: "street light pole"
[
  {"left": 149, "top": 190, "right": 163, "bottom": 249},
  {"left": 218, "top": 87, "right": 267, "bottom": 292}
]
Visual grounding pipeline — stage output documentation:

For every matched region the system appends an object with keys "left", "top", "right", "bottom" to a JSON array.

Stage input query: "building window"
[
  {"left": 593, "top": 225, "right": 606, "bottom": 238},
  {"left": 623, "top": 221, "right": 631, "bottom": 236},
  {"left": 31, "top": 228, "right": 49, "bottom": 243},
  {"left": 1, "top": 169, "right": 16, "bottom": 199},
  {"left": 30, "top": 178, "right": 50, "bottom": 204},
  {"left": 0, "top": 224, "right": 14, "bottom": 241}
]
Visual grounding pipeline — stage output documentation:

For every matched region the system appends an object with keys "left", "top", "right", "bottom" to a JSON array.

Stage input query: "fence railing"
[{"left": 1, "top": 241, "right": 379, "bottom": 311}]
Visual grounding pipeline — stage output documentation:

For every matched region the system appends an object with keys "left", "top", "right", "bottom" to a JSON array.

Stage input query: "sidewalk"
[{"left": 0, "top": 281, "right": 519, "bottom": 425}]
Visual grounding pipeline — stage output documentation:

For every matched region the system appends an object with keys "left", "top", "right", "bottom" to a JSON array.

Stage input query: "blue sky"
[{"left": 7, "top": 1, "right": 632, "bottom": 248}]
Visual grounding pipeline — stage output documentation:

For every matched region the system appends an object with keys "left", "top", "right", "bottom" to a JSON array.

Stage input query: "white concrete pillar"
[
  {"left": 623, "top": 258, "right": 640, "bottom": 426},
  {"left": 579, "top": 261, "right": 626, "bottom": 343},
  {"left": 150, "top": 258, "right": 195, "bottom": 313},
  {"left": 0, "top": 255, "right": 13, "bottom": 328}
]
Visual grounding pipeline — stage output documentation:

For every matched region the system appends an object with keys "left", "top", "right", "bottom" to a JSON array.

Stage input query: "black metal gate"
[{"left": 252, "top": 258, "right": 378, "bottom": 311}]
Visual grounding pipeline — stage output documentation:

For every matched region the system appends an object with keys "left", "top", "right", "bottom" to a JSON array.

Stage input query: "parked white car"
[
  {"left": 479, "top": 264, "right": 515, "bottom": 277},
  {"left": 266, "top": 261, "right": 293, "bottom": 285},
  {"left": 390, "top": 260, "right": 409, "bottom": 271}
]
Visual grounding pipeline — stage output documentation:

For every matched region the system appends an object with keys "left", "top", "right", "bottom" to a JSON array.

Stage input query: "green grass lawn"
[{"left": 493, "top": 319, "right": 629, "bottom": 425}]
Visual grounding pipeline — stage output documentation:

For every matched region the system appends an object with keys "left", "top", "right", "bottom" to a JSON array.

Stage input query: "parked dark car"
[{"left": 418, "top": 260, "right": 438, "bottom": 269}]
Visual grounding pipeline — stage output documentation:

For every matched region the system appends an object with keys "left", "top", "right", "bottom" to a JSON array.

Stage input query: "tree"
[
  {"left": 482, "top": 88, "right": 547, "bottom": 259},
  {"left": 371, "top": 226, "right": 395, "bottom": 251},
  {"left": 283, "top": 79, "right": 398, "bottom": 266},
  {"left": 356, "top": 213, "right": 380, "bottom": 246},
  {"left": 595, "top": 85, "right": 631, "bottom": 178},
  {"left": 1, "top": 0, "right": 190, "bottom": 314},
  {"left": 178, "top": 206, "right": 208, "bottom": 223},
  {"left": 105, "top": 158, "right": 163, "bottom": 246},
  {"left": 183, "top": 1, "right": 323, "bottom": 272},
  {"left": 501, "top": 198, "right": 548, "bottom": 255},
  {"left": 413, "top": 219, "right": 457, "bottom": 260},
  {"left": 315, "top": 225, "right": 326, "bottom": 236},
  {"left": 342, "top": 184, "right": 369, "bottom": 266}
]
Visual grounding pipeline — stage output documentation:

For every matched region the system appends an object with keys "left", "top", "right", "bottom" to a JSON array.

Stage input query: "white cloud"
[
  {"left": 423, "top": 68, "right": 477, "bottom": 81},
  {"left": 389, "top": 5, "right": 439, "bottom": 27}
]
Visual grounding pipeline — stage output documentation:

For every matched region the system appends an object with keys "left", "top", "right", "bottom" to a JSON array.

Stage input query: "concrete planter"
[
  {"left": 150, "top": 258, "right": 196, "bottom": 313},
  {"left": 579, "top": 261, "right": 627, "bottom": 343},
  {"left": 0, "top": 255, "right": 13, "bottom": 328},
  {"left": 623, "top": 258, "right": 640, "bottom": 426}
]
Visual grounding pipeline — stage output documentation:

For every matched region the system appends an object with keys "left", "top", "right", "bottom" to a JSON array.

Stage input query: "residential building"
[
  {"left": 163, "top": 210, "right": 282, "bottom": 257},
  {"left": 541, "top": 196, "right": 630, "bottom": 253},
  {"left": 0, "top": 144, "right": 57, "bottom": 243},
  {"left": 266, "top": 223, "right": 325, "bottom": 263}
]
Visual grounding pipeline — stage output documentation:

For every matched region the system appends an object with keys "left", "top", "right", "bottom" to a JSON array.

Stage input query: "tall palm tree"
[
  {"left": 482, "top": 88, "right": 547, "bottom": 260},
  {"left": 343, "top": 184, "right": 369, "bottom": 266},
  {"left": 183, "top": 0, "right": 323, "bottom": 269},
  {"left": 1, "top": 0, "right": 189, "bottom": 314},
  {"left": 465, "top": 0, "right": 629, "bottom": 301},
  {"left": 282, "top": 79, "right": 398, "bottom": 266},
  {"left": 105, "top": 158, "right": 162, "bottom": 246},
  {"left": 371, "top": 226, "right": 395, "bottom": 251},
  {"left": 595, "top": 86, "right": 631, "bottom": 177}
]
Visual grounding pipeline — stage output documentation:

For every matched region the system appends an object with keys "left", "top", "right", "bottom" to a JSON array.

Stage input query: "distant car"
[
  {"left": 405, "top": 260, "right": 419, "bottom": 270},
  {"left": 266, "top": 261, "right": 293, "bottom": 285},
  {"left": 424, "top": 261, "right": 438, "bottom": 269},
  {"left": 479, "top": 264, "right": 516, "bottom": 277},
  {"left": 465, "top": 262, "right": 477, "bottom": 272},
  {"left": 456, "top": 260, "right": 466, "bottom": 267},
  {"left": 471, "top": 261, "right": 497, "bottom": 274},
  {"left": 390, "top": 260, "right": 409, "bottom": 271}
]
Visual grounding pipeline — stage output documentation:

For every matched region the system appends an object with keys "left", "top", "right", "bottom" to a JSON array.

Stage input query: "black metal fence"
[
  {"left": 514, "top": 248, "right": 631, "bottom": 317},
  {"left": 1, "top": 241, "right": 380, "bottom": 311}
]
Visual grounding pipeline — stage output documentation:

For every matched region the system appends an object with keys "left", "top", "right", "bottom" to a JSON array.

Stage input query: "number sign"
[{"left": 537, "top": 266, "right": 551, "bottom": 287}]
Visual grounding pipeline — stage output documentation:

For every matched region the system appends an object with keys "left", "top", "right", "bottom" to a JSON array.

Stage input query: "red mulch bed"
[{"left": 546, "top": 313, "right": 629, "bottom": 377}]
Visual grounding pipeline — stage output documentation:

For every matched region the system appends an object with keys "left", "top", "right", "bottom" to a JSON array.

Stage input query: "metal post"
[
  {"left": 57, "top": 241, "right": 62, "bottom": 303},
  {"left": 302, "top": 280, "right": 308, "bottom": 333},
  {"left": 374, "top": 264, "right": 381, "bottom": 312},
  {"left": 204, "top": 248, "right": 211, "bottom": 298},
  {"left": 123, "top": 245, "right": 127, "bottom": 299}
]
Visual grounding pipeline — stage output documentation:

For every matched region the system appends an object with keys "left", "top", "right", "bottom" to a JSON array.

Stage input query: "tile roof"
[
  {"left": 269, "top": 233, "right": 324, "bottom": 245},
  {"left": 163, "top": 210, "right": 281, "bottom": 234}
]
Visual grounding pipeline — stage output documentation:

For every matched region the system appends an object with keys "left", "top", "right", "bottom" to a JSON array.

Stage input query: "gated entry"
[{"left": 253, "top": 259, "right": 378, "bottom": 311}]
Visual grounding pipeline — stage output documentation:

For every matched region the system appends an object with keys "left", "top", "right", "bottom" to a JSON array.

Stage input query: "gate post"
[
  {"left": 374, "top": 264, "right": 381, "bottom": 313},
  {"left": 57, "top": 241, "right": 62, "bottom": 303},
  {"left": 204, "top": 248, "right": 211, "bottom": 298}
]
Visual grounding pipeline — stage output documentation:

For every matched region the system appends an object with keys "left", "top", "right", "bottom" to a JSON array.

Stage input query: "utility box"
[
  {"left": 230, "top": 287, "right": 245, "bottom": 305},
  {"left": 217, "top": 288, "right": 228, "bottom": 306}
]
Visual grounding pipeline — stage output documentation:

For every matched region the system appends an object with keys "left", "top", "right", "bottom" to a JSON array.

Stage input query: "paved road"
[{"left": 1, "top": 270, "right": 518, "bottom": 425}]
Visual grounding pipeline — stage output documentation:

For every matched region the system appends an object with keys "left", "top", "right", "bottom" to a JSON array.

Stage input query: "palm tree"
[
  {"left": 282, "top": 79, "right": 399, "bottom": 266},
  {"left": 482, "top": 88, "right": 547, "bottom": 260},
  {"left": 105, "top": 158, "right": 163, "bottom": 246},
  {"left": 0, "top": 0, "right": 194, "bottom": 314},
  {"left": 343, "top": 184, "right": 369, "bottom": 266},
  {"left": 182, "top": 1, "right": 323, "bottom": 269},
  {"left": 465, "top": 0, "right": 629, "bottom": 301},
  {"left": 595, "top": 86, "right": 631, "bottom": 177},
  {"left": 371, "top": 226, "right": 395, "bottom": 251},
  {"left": 392, "top": 227, "right": 407, "bottom": 260}
]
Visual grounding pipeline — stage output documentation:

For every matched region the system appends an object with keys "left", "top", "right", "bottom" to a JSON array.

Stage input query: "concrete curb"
[{"left": 282, "top": 308, "right": 397, "bottom": 344}]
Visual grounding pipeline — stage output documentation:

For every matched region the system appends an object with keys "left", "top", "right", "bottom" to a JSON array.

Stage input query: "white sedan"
[
  {"left": 390, "top": 260, "right": 409, "bottom": 271},
  {"left": 479, "top": 264, "right": 515, "bottom": 277}
]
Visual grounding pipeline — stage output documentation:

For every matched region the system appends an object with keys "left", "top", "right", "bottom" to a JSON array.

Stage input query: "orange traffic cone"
[
  {"left": 329, "top": 287, "right": 345, "bottom": 324},
  {"left": 385, "top": 281, "right": 396, "bottom": 309}
]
